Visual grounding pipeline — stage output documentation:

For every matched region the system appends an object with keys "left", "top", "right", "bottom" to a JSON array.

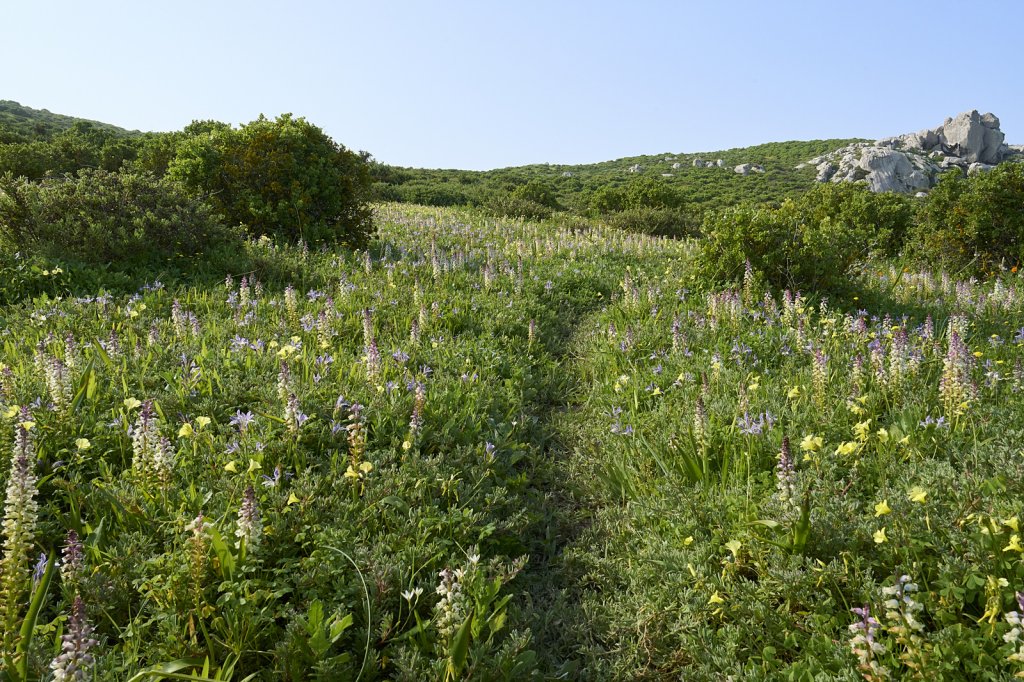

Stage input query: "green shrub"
[
  {"left": 0, "top": 169, "right": 235, "bottom": 268},
  {"left": 605, "top": 206, "right": 699, "bottom": 239},
  {"left": 168, "top": 114, "right": 373, "bottom": 247},
  {"left": 510, "top": 179, "right": 560, "bottom": 209},
  {"left": 792, "top": 183, "right": 913, "bottom": 257},
  {"left": 697, "top": 200, "right": 869, "bottom": 292},
  {"left": 911, "top": 163, "right": 1024, "bottom": 273},
  {"left": 487, "top": 193, "right": 554, "bottom": 221}
]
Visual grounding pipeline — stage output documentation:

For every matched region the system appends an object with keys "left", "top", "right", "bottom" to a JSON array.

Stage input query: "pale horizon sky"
[{"left": 4, "top": 1, "right": 1022, "bottom": 170}]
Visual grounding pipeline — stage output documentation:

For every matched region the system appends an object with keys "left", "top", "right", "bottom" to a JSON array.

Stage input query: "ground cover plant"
[{"left": 1, "top": 203, "right": 1024, "bottom": 679}]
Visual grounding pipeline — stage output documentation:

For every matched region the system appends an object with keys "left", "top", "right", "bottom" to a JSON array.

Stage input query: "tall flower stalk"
[
  {"left": 49, "top": 594, "right": 98, "bottom": 681},
  {"left": 0, "top": 410, "right": 40, "bottom": 660}
]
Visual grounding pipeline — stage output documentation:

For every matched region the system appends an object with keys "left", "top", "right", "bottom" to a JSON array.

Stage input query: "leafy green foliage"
[
  {"left": 0, "top": 169, "right": 237, "bottom": 270},
  {"left": 696, "top": 202, "right": 860, "bottom": 292},
  {"left": 168, "top": 114, "right": 374, "bottom": 246},
  {"left": 912, "top": 162, "right": 1024, "bottom": 273}
]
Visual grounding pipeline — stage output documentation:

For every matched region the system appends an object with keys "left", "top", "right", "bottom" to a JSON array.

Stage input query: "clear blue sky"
[{"left": 4, "top": 1, "right": 1022, "bottom": 170}]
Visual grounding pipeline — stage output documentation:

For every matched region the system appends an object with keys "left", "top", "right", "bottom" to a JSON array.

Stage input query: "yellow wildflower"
[
  {"left": 787, "top": 386, "right": 801, "bottom": 399},
  {"left": 75, "top": 438, "right": 91, "bottom": 450},
  {"left": 287, "top": 492, "right": 300, "bottom": 505},
  {"left": 224, "top": 460, "right": 238, "bottom": 473},
  {"left": 247, "top": 459, "right": 261, "bottom": 474},
  {"left": 178, "top": 423, "right": 194, "bottom": 438},
  {"left": 708, "top": 591, "right": 725, "bottom": 605},
  {"left": 874, "top": 500, "right": 892, "bottom": 516},
  {"left": 1003, "top": 517, "right": 1020, "bottom": 532},
  {"left": 800, "top": 434, "right": 823, "bottom": 452},
  {"left": 873, "top": 528, "right": 888, "bottom": 544},
  {"left": 1004, "top": 534, "right": 1024, "bottom": 553},
  {"left": 853, "top": 420, "right": 872, "bottom": 442},
  {"left": 835, "top": 441, "right": 860, "bottom": 456},
  {"left": 123, "top": 398, "right": 142, "bottom": 410},
  {"left": 196, "top": 416, "right": 211, "bottom": 429},
  {"left": 908, "top": 487, "right": 928, "bottom": 503}
]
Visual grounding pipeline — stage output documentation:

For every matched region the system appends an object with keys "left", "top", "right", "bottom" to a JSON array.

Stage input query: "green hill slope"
[
  {"left": 373, "top": 138, "right": 867, "bottom": 212},
  {"left": 0, "top": 99, "right": 141, "bottom": 143}
]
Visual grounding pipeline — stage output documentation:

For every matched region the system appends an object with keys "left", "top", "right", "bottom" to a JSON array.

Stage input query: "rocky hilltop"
[{"left": 802, "top": 110, "right": 1020, "bottom": 193}]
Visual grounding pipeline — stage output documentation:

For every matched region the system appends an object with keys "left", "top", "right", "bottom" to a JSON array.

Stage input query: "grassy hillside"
[
  {"left": 0, "top": 100, "right": 140, "bottom": 143},
  {"left": 373, "top": 138, "right": 866, "bottom": 212}
]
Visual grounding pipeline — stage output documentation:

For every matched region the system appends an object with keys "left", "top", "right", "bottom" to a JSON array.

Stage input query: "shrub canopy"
[{"left": 168, "top": 114, "right": 373, "bottom": 247}]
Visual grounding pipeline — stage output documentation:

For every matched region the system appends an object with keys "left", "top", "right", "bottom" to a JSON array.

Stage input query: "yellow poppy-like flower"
[
  {"left": 683, "top": 536, "right": 694, "bottom": 546},
  {"left": 973, "top": 351, "right": 983, "bottom": 358},
  {"left": 652, "top": 386, "right": 663, "bottom": 396},
  {"left": 898, "top": 435, "right": 910, "bottom": 445},
  {"left": 708, "top": 591, "right": 725, "bottom": 605},
  {"left": 224, "top": 460, "right": 238, "bottom": 473},
  {"left": 178, "top": 423, "right": 194, "bottom": 438},
  {"left": 787, "top": 386, "right": 801, "bottom": 399},
  {"left": 123, "top": 398, "right": 142, "bottom": 410},
  {"left": 75, "top": 438, "right": 91, "bottom": 450},
  {"left": 1003, "top": 517, "right": 1020, "bottom": 532},
  {"left": 402, "top": 440, "right": 412, "bottom": 451},
  {"left": 268, "top": 340, "right": 279, "bottom": 348},
  {"left": 287, "top": 492, "right": 300, "bottom": 505},
  {"left": 247, "top": 459, "right": 261, "bottom": 474},
  {"left": 908, "top": 487, "right": 928, "bottom": 503},
  {"left": 873, "top": 528, "right": 888, "bottom": 544},
  {"left": 359, "top": 461, "right": 373, "bottom": 474},
  {"left": 196, "top": 416, "right": 211, "bottom": 429},
  {"left": 344, "top": 465, "right": 360, "bottom": 479},
  {"left": 3, "top": 405, "right": 19, "bottom": 419},
  {"left": 19, "top": 420, "right": 36, "bottom": 431},
  {"left": 874, "top": 500, "right": 892, "bottom": 516},
  {"left": 853, "top": 419, "right": 872, "bottom": 441},
  {"left": 800, "top": 434, "right": 823, "bottom": 452},
  {"left": 747, "top": 382, "right": 759, "bottom": 392},
  {"left": 725, "top": 540, "right": 742, "bottom": 557},
  {"left": 290, "top": 336, "right": 301, "bottom": 344},
  {"left": 876, "top": 428, "right": 890, "bottom": 443},
  {"left": 1004, "top": 534, "right": 1024, "bottom": 553},
  {"left": 835, "top": 441, "right": 860, "bottom": 456}
]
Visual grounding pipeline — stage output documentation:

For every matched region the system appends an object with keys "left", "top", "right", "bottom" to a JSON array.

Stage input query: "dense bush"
[
  {"left": 912, "top": 163, "right": 1024, "bottom": 272},
  {"left": 697, "top": 200, "right": 871, "bottom": 291},
  {"left": 0, "top": 169, "right": 235, "bottom": 268},
  {"left": 0, "top": 121, "right": 140, "bottom": 180},
  {"left": 791, "top": 182, "right": 914, "bottom": 257},
  {"left": 487, "top": 192, "right": 554, "bottom": 220},
  {"left": 605, "top": 206, "right": 699, "bottom": 239},
  {"left": 168, "top": 114, "right": 374, "bottom": 246}
]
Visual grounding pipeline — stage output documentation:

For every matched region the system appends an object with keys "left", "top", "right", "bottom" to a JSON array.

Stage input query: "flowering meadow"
[{"left": 2, "top": 204, "right": 1024, "bottom": 680}]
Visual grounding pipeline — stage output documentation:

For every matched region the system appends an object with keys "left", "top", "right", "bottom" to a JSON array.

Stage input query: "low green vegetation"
[{"left": 2, "top": 101, "right": 1024, "bottom": 680}]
